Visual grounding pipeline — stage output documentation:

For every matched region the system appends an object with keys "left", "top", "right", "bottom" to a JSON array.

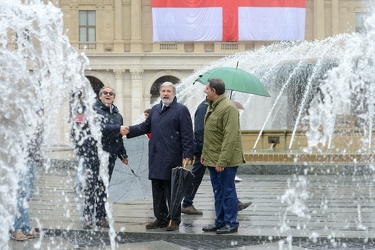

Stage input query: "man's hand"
[
  {"left": 215, "top": 165, "right": 224, "bottom": 172},
  {"left": 120, "top": 125, "right": 129, "bottom": 136},
  {"left": 121, "top": 158, "right": 128, "bottom": 165},
  {"left": 183, "top": 158, "right": 193, "bottom": 166}
]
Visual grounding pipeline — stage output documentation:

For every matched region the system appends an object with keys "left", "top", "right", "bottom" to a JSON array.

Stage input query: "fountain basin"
[{"left": 242, "top": 129, "right": 374, "bottom": 164}]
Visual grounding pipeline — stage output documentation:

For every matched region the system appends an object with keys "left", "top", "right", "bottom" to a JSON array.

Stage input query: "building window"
[
  {"left": 356, "top": 12, "right": 370, "bottom": 33},
  {"left": 79, "top": 10, "right": 96, "bottom": 49}
]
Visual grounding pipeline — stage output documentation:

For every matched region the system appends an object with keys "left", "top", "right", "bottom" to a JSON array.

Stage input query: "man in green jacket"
[{"left": 201, "top": 78, "right": 245, "bottom": 234}]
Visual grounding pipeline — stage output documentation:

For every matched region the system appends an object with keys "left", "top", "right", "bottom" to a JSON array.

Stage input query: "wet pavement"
[{"left": 8, "top": 162, "right": 375, "bottom": 249}]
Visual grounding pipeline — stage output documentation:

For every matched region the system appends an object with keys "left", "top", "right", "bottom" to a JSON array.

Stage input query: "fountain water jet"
[
  {"left": 0, "top": 1, "right": 117, "bottom": 249},
  {"left": 2, "top": 0, "right": 375, "bottom": 248},
  {"left": 177, "top": 13, "right": 375, "bottom": 158}
]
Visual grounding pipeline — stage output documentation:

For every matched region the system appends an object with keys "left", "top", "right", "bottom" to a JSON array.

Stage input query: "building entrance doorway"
[
  {"left": 86, "top": 76, "right": 104, "bottom": 97},
  {"left": 150, "top": 76, "right": 179, "bottom": 104}
]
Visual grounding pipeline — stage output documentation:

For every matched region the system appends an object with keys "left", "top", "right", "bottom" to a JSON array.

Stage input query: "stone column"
[
  {"left": 114, "top": 0, "right": 124, "bottom": 52},
  {"left": 114, "top": 69, "right": 125, "bottom": 115},
  {"left": 130, "top": 69, "right": 144, "bottom": 123},
  {"left": 314, "top": 0, "right": 325, "bottom": 39},
  {"left": 143, "top": 93, "right": 152, "bottom": 110},
  {"left": 331, "top": 0, "right": 340, "bottom": 36},
  {"left": 130, "top": 0, "right": 142, "bottom": 52}
]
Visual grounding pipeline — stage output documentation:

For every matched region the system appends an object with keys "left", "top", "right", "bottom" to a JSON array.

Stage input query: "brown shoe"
[
  {"left": 238, "top": 201, "right": 252, "bottom": 211},
  {"left": 166, "top": 222, "right": 179, "bottom": 231},
  {"left": 11, "top": 230, "right": 28, "bottom": 241},
  {"left": 181, "top": 205, "right": 203, "bottom": 215},
  {"left": 83, "top": 219, "right": 93, "bottom": 229},
  {"left": 96, "top": 218, "right": 110, "bottom": 228},
  {"left": 25, "top": 228, "right": 40, "bottom": 239},
  {"left": 146, "top": 219, "right": 168, "bottom": 229}
]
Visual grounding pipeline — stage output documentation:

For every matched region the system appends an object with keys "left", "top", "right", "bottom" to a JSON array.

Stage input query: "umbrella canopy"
[
  {"left": 108, "top": 135, "right": 151, "bottom": 203},
  {"left": 195, "top": 67, "right": 271, "bottom": 98},
  {"left": 169, "top": 166, "right": 194, "bottom": 225},
  {"left": 232, "top": 100, "right": 244, "bottom": 110}
]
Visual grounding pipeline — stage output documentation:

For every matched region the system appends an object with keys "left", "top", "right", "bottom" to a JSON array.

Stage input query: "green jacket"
[{"left": 201, "top": 94, "right": 245, "bottom": 168}]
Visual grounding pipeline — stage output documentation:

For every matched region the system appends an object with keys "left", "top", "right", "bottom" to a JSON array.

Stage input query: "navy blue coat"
[
  {"left": 127, "top": 97, "right": 194, "bottom": 180},
  {"left": 193, "top": 99, "right": 208, "bottom": 157},
  {"left": 93, "top": 99, "right": 128, "bottom": 160}
]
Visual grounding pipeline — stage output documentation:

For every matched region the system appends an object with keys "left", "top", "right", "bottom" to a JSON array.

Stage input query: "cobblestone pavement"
[{"left": 8, "top": 162, "right": 375, "bottom": 249}]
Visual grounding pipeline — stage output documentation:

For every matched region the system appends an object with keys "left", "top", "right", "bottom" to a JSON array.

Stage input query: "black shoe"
[
  {"left": 216, "top": 225, "right": 238, "bottom": 234},
  {"left": 202, "top": 224, "right": 224, "bottom": 232}
]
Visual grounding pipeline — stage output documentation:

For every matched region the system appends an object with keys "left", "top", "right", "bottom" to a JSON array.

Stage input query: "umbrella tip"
[{"left": 193, "top": 75, "right": 203, "bottom": 85}]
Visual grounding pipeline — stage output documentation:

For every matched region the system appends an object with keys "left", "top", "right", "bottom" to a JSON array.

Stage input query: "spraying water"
[
  {"left": 177, "top": 11, "right": 375, "bottom": 153},
  {"left": 2, "top": 0, "right": 375, "bottom": 248},
  {"left": 0, "top": 1, "right": 117, "bottom": 249}
]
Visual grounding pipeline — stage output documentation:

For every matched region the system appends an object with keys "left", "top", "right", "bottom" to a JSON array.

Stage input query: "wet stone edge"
[
  {"left": 43, "top": 159, "right": 375, "bottom": 176},
  {"left": 41, "top": 229, "right": 375, "bottom": 249}
]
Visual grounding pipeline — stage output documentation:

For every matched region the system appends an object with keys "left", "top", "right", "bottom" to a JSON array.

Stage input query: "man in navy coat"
[{"left": 125, "top": 82, "right": 193, "bottom": 231}]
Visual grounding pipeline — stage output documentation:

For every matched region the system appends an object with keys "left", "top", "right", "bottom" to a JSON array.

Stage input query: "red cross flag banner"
[{"left": 152, "top": 0, "right": 306, "bottom": 42}]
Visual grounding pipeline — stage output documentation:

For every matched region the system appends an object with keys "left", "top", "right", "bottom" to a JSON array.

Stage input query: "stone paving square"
[{"left": 7, "top": 164, "right": 375, "bottom": 249}]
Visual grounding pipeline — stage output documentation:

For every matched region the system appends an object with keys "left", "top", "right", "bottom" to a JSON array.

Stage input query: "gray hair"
[
  {"left": 160, "top": 81, "right": 176, "bottom": 94},
  {"left": 99, "top": 86, "right": 116, "bottom": 97}
]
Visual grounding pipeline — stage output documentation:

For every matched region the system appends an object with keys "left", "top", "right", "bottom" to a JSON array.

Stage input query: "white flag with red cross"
[{"left": 152, "top": 0, "right": 306, "bottom": 42}]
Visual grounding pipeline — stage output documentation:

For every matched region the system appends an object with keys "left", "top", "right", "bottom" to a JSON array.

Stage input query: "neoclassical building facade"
[{"left": 52, "top": 0, "right": 371, "bottom": 146}]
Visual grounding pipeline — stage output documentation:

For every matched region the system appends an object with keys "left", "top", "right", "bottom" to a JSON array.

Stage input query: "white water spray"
[
  {"left": 176, "top": 10, "right": 375, "bottom": 152},
  {"left": 0, "top": 1, "right": 117, "bottom": 249}
]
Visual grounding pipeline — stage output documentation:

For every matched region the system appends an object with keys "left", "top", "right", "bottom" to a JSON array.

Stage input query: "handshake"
[{"left": 120, "top": 125, "right": 129, "bottom": 137}]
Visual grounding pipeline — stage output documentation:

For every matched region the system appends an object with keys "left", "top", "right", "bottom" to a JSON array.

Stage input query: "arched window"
[
  {"left": 86, "top": 76, "right": 103, "bottom": 97},
  {"left": 150, "top": 76, "right": 179, "bottom": 104}
]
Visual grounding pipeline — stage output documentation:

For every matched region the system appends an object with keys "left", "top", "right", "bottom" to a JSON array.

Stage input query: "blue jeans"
[
  {"left": 208, "top": 166, "right": 239, "bottom": 228},
  {"left": 13, "top": 161, "right": 35, "bottom": 233},
  {"left": 182, "top": 157, "right": 206, "bottom": 207},
  {"left": 74, "top": 158, "right": 86, "bottom": 192}
]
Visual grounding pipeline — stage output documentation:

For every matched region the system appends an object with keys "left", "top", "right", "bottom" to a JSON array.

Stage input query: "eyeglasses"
[{"left": 102, "top": 91, "right": 114, "bottom": 96}]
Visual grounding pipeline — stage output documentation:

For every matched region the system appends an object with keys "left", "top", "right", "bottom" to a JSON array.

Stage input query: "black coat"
[
  {"left": 127, "top": 97, "right": 194, "bottom": 180},
  {"left": 93, "top": 99, "right": 127, "bottom": 160}
]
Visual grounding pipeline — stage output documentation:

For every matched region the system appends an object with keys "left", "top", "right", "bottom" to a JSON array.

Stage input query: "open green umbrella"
[{"left": 195, "top": 66, "right": 271, "bottom": 98}]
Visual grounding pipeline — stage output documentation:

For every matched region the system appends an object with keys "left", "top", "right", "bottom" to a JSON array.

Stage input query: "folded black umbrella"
[{"left": 169, "top": 165, "right": 194, "bottom": 226}]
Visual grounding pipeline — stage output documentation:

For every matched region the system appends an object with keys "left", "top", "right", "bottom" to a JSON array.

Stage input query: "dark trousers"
[
  {"left": 208, "top": 166, "right": 239, "bottom": 228},
  {"left": 82, "top": 140, "right": 105, "bottom": 220},
  {"left": 151, "top": 179, "right": 181, "bottom": 225},
  {"left": 108, "top": 155, "right": 117, "bottom": 182},
  {"left": 83, "top": 140, "right": 117, "bottom": 221},
  {"left": 182, "top": 157, "right": 206, "bottom": 207},
  {"left": 84, "top": 160, "right": 106, "bottom": 220}
]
